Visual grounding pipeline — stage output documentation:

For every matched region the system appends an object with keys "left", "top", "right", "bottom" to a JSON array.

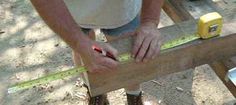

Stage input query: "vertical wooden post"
[{"left": 209, "top": 59, "right": 236, "bottom": 97}]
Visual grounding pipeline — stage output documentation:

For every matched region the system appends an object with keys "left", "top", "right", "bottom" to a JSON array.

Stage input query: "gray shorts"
[{"left": 81, "top": 15, "right": 140, "bottom": 36}]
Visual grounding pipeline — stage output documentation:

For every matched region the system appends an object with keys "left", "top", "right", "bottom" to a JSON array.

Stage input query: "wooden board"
[
  {"left": 181, "top": 0, "right": 216, "bottom": 19},
  {"left": 163, "top": 0, "right": 183, "bottom": 23},
  {"left": 162, "top": 0, "right": 236, "bottom": 99},
  {"left": 210, "top": 59, "right": 236, "bottom": 97},
  {"left": 165, "top": 0, "right": 236, "bottom": 21},
  {"left": 165, "top": 0, "right": 236, "bottom": 97},
  {"left": 166, "top": 0, "right": 194, "bottom": 21},
  {"left": 205, "top": 0, "right": 236, "bottom": 23},
  {"left": 87, "top": 19, "right": 236, "bottom": 96},
  {"left": 204, "top": 0, "right": 236, "bottom": 15}
]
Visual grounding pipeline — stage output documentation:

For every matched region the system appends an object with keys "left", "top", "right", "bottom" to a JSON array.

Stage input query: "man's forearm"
[
  {"left": 31, "top": 0, "right": 88, "bottom": 50},
  {"left": 141, "top": 0, "right": 164, "bottom": 25}
]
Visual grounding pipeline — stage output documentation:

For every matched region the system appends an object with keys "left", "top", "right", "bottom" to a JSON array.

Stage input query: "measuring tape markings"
[
  {"left": 8, "top": 12, "right": 223, "bottom": 94},
  {"left": 8, "top": 34, "right": 200, "bottom": 94},
  {"left": 8, "top": 67, "right": 86, "bottom": 93},
  {"left": 161, "top": 34, "right": 200, "bottom": 50}
]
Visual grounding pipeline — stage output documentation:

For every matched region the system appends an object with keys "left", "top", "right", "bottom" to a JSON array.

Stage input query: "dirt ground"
[{"left": 0, "top": 0, "right": 236, "bottom": 105}]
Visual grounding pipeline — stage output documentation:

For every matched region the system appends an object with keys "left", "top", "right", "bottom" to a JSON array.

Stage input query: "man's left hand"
[{"left": 132, "top": 22, "right": 162, "bottom": 62}]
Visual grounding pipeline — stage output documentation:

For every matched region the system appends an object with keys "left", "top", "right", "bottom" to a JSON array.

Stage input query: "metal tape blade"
[
  {"left": 8, "top": 67, "right": 86, "bottom": 93},
  {"left": 8, "top": 34, "right": 200, "bottom": 94},
  {"left": 161, "top": 34, "right": 200, "bottom": 50}
]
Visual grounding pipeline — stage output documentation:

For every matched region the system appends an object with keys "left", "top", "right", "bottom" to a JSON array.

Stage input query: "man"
[{"left": 30, "top": 0, "right": 163, "bottom": 104}]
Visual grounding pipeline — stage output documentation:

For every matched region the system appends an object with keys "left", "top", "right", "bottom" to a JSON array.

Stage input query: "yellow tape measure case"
[{"left": 198, "top": 12, "right": 223, "bottom": 39}]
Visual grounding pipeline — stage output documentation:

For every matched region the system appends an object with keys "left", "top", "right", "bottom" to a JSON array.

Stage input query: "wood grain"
[
  {"left": 166, "top": 0, "right": 194, "bottom": 21},
  {"left": 163, "top": 0, "right": 183, "bottom": 23},
  {"left": 87, "top": 20, "right": 236, "bottom": 96}
]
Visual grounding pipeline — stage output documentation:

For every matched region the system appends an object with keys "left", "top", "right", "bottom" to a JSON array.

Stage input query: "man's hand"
[
  {"left": 76, "top": 31, "right": 119, "bottom": 73},
  {"left": 132, "top": 22, "right": 162, "bottom": 62}
]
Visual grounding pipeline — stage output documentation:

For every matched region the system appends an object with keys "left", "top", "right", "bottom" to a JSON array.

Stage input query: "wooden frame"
[
  {"left": 85, "top": 0, "right": 236, "bottom": 96},
  {"left": 210, "top": 59, "right": 236, "bottom": 97},
  {"left": 163, "top": 0, "right": 194, "bottom": 22},
  {"left": 87, "top": 20, "right": 236, "bottom": 96}
]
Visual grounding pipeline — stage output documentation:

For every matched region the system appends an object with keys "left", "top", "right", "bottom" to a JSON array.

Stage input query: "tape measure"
[
  {"left": 8, "top": 12, "right": 223, "bottom": 94},
  {"left": 198, "top": 12, "right": 222, "bottom": 39}
]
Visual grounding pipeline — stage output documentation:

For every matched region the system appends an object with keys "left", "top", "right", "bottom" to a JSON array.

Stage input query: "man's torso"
[{"left": 63, "top": 0, "right": 142, "bottom": 29}]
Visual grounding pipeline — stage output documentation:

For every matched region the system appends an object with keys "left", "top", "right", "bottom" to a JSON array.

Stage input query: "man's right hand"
[
  {"left": 31, "top": 0, "right": 118, "bottom": 73},
  {"left": 75, "top": 31, "right": 119, "bottom": 73}
]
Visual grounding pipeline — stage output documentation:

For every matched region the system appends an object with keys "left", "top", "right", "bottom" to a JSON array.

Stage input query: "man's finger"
[
  {"left": 132, "top": 35, "right": 145, "bottom": 58},
  {"left": 103, "top": 43, "right": 119, "bottom": 58},
  {"left": 98, "top": 65, "right": 110, "bottom": 72},
  {"left": 99, "top": 57, "right": 118, "bottom": 69},
  {"left": 136, "top": 36, "right": 152, "bottom": 62},
  {"left": 143, "top": 38, "right": 157, "bottom": 62},
  {"left": 151, "top": 41, "right": 161, "bottom": 59}
]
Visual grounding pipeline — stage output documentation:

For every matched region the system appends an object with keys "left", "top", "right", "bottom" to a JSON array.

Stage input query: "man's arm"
[
  {"left": 132, "top": 0, "right": 164, "bottom": 62},
  {"left": 31, "top": 0, "right": 118, "bottom": 72},
  {"left": 30, "top": 0, "right": 87, "bottom": 50},
  {"left": 141, "top": 0, "right": 164, "bottom": 25}
]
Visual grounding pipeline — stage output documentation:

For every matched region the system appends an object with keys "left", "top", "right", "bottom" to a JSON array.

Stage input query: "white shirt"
[{"left": 63, "top": 0, "right": 142, "bottom": 29}]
